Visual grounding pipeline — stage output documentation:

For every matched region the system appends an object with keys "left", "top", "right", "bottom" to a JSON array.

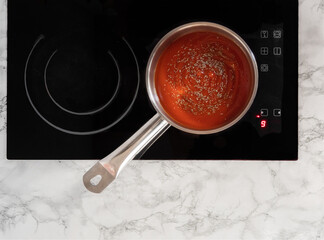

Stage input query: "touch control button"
[
  {"left": 273, "top": 30, "right": 282, "bottom": 39},
  {"left": 260, "top": 64, "right": 269, "bottom": 72},
  {"left": 273, "top": 47, "right": 282, "bottom": 56},
  {"left": 260, "top": 30, "right": 269, "bottom": 38},
  {"left": 260, "top": 47, "right": 269, "bottom": 55},
  {"left": 260, "top": 109, "right": 268, "bottom": 117},
  {"left": 273, "top": 109, "right": 281, "bottom": 117}
]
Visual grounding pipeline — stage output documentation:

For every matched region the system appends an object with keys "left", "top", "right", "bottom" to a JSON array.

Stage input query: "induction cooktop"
[{"left": 7, "top": 0, "right": 298, "bottom": 160}]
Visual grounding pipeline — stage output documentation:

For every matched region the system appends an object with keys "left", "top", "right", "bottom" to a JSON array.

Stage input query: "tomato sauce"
[{"left": 155, "top": 31, "right": 254, "bottom": 130}]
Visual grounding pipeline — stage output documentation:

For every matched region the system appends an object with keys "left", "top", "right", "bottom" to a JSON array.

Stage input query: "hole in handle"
[
  {"left": 83, "top": 162, "right": 116, "bottom": 193},
  {"left": 90, "top": 174, "right": 102, "bottom": 186}
]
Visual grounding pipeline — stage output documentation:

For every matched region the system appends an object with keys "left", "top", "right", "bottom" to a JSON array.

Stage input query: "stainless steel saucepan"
[{"left": 83, "top": 22, "right": 258, "bottom": 193}]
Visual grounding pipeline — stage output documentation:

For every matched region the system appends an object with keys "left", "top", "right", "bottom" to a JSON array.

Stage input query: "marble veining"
[{"left": 0, "top": 0, "right": 324, "bottom": 239}]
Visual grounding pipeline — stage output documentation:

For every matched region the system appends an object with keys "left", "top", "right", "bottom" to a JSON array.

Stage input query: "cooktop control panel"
[{"left": 243, "top": 24, "right": 284, "bottom": 136}]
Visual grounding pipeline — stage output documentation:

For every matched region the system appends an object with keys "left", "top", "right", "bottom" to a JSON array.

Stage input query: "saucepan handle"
[{"left": 83, "top": 114, "right": 170, "bottom": 193}]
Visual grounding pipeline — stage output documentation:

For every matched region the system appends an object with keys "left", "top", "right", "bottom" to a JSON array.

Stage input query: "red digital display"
[{"left": 261, "top": 120, "right": 267, "bottom": 128}]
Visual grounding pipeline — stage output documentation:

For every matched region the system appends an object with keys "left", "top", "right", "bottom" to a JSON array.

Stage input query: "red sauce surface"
[{"left": 155, "top": 31, "right": 254, "bottom": 130}]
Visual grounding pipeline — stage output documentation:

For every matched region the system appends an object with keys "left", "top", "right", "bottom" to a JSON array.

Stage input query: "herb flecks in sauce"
[{"left": 155, "top": 32, "right": 253, "bottom": 130}]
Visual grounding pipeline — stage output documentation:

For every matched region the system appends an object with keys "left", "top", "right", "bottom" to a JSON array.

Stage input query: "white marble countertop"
[{"left": 1, "top": 0, "right": 324, "bottom": 239}]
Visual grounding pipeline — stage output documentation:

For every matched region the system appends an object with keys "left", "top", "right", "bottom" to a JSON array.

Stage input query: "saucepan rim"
[{"left": 146, "top": 21, "right": 259, "bottom": 135}]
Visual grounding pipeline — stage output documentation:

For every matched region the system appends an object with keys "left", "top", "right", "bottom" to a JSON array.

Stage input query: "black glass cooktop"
[{"left": 7, "top": 0, "right": 298, "bottom": 160}]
